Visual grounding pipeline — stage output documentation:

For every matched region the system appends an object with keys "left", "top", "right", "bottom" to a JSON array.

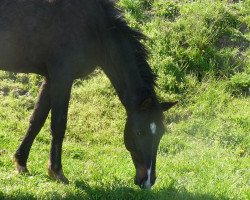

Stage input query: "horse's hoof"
[
  {"left": 13, "top": 157, "right": 29, "bottom": 174},
  {"left": 48, "top": 167, "right": 69, "bottom": 184}
]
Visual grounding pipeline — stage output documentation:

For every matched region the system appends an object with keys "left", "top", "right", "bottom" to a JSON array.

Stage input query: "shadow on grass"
[
  {"left": 74, "top": 180, "right": 228, "bottom": 200},
  {"left": 0, "top": 191, "right": 36, "bottom": 200},
  {"left": 0, "top": 180, "right": 228, "bottom": 200}
]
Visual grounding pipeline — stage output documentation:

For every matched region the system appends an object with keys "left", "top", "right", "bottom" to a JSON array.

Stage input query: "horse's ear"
[
  {"left": 160, "top": 101, "right": 178, "bottom": 111},
  {"left": 140, "top": 97, "right": 152, "bottom": 110}
]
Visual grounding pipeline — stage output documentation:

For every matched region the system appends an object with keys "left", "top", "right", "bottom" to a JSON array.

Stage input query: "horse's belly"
[{"left": 0, "top": 32, "right": 46, "bottom": 75}]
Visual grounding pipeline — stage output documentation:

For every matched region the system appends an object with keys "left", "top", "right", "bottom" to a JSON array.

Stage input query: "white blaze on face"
[
  {"left": 144, "top": 167, "right": 152, "bottom": 189},
  {"left": 150, "top": 122, "right": 157, "bottom": 135}
]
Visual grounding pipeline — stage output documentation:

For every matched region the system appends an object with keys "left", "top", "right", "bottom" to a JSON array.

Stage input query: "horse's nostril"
[
  {"left": 134, "top": 176, "right": 145, "bottom": 185},
  {"left": 134, "top": 175, "right": 153, "bottom": 189}
]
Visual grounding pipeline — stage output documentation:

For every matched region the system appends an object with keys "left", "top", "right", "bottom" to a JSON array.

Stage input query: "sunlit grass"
[{"left": 0, "top": 72, "right": 249, "bottom": 199}]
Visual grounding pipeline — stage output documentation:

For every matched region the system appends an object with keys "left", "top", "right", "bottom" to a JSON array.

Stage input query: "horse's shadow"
[
  {"left": 0, "top": 179, "right": 228, "bottom": 200},
  {"left": 74, "top": 180, "right": 228, "bottom": 200}
]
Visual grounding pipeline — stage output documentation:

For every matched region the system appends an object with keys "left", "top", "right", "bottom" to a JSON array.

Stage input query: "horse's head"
[{"left": 124, "top": 98, "right": 177, "bottom": 189}]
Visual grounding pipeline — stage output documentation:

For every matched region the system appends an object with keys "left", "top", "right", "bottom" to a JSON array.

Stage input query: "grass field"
[{"left": 0, "top": 0, "right": 250, "bottom": 199}]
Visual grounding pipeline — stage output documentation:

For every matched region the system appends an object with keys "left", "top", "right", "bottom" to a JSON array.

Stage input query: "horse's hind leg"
[{"left": 14, "top": 78, "right": 51, "bottom": 173}]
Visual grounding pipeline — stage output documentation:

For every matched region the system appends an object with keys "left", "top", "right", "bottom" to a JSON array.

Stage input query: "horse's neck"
[
  {"left": 103, "top": 61, "right": 150, "bottom": 111},
  {"left": 101, "top": 34, "right": 152, "bottom": 110}
]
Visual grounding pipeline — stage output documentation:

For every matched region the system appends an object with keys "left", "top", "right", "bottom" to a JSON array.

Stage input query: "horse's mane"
[{"left": 99, "top": 0, "right": 157, "bottom": 89}]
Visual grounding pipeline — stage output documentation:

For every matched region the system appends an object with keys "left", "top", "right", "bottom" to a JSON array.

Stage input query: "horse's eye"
[{"left": 136, "top": 131, "right": 141, "bottom": 136}]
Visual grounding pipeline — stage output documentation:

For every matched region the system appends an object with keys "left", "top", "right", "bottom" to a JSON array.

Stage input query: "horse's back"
[
  {"left": 0, "top": 0, "right": 126, "bottom": 76},
  {"left": 0, "top": 0, "right": 55, "bottom": 74}
]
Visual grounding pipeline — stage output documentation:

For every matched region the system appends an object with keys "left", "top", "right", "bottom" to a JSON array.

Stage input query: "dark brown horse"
[{"left": 0, "top": 0, "right": 177, "bottom": 189}]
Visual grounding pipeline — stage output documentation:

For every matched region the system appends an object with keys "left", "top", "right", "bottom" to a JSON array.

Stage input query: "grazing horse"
[{"left": 0, "top": 0, "right": 177, "bottom": 189}]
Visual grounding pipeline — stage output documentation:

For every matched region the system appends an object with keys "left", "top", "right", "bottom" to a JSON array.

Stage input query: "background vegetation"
[{"left": 0, "top": 0, "right": 249, "bottom": 199}]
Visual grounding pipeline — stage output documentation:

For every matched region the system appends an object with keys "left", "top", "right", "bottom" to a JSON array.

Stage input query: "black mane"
[{"left": 99, "top": 0, "right": 157, "bottom": 89}]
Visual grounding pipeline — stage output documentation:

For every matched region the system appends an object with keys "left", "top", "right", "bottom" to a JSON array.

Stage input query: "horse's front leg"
[
  {"left": 14, "top": 78, "right": 51, "bottom": 173},
  {"left": 47, "top": 75, "right": 73, "bottom": 184}
]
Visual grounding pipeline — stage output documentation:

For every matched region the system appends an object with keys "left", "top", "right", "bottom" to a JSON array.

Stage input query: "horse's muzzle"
[{"left": 134, "top": 166, "right": 156, "bottom": 189}]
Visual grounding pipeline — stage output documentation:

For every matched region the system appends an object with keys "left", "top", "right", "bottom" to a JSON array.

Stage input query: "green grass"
[
  {"left": 0, "top": 0, "right": 250, "bottom": 199},
  {"left": 0, "top": 72, "right": 249, "bottom": 200}
]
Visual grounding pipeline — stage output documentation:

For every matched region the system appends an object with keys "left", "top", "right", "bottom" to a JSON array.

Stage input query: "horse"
[{"left": 0, "top": 0, "right": 177, "bottom": 189}]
